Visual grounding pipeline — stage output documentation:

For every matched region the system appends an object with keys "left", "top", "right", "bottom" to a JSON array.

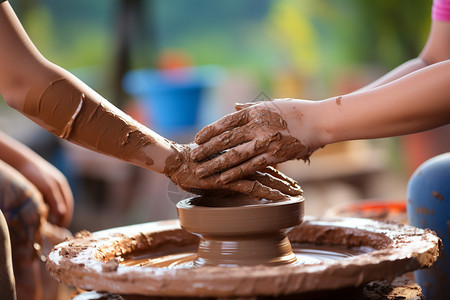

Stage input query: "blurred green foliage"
[
  {"left": 268, "top": 0, "right": 431, "bottom": 83},
  {"left": 11, "top": 0, "right": 432, "bottom": 97}
]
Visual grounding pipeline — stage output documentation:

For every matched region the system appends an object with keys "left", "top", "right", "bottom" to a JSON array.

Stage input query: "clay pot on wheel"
[{"left": 176, "top": 194, "right": 304, "bottom": 267}]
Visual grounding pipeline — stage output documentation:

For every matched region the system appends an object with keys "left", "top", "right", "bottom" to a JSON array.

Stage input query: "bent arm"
[{"left": 0, "top": 1, "right": 175, "bottom": 174}]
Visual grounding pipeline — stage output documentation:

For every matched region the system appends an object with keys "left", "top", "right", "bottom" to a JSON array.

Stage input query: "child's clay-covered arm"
[{"left": 0, "top": 2, "right": 302, "bottom": 200}]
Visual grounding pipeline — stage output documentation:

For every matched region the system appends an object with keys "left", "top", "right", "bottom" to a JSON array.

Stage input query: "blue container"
[
  {"left": 123, "top": 66, "right": 218, "bottom": 137},
  {"left": 407, "top": 152, "right": 450, "bottom": 300}
]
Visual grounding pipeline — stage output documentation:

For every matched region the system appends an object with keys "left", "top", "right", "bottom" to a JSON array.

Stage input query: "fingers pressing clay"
[
  {"left": 247, "top": 171, "right": 303, "bottom": 197},
  {"left": 195, "top": 109, "right": 250, "bottom": 144},
  {"left": 196, "top": 131, "right": 306, "bottom": 183},
  {"left": 263, "top": 166, "right": 302, "bottom": 191},
  {"left": 195, "top": 137, "right": 269, "bottom": 179},
  {"left": 195, "top": 149, "right": 249, "bottom": 179},
  {"left": 219, "top": 155, "right": 269, "bottom": 183},
  {"left": 166, "top": 144, "right": 303, "bottom": 201},
  {"left": 192, "top": 127, "right": 253, "bottom": 162},
  {"left": 226, "top": 180, "right": 287, "bottom": 201},
  {"left": 193, "top": 102, "right": 311, "bottom": 181}
]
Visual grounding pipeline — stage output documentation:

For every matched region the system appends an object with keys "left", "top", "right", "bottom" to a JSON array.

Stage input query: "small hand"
[
  {"left": 18, "top": 158, "right": 73, "bottom": 227},
  {"left": 191, "top": 99, "right": 317, "bottom": 183},
  {"left": 164, "top": 143, "right": 303, "bottom": 200}
]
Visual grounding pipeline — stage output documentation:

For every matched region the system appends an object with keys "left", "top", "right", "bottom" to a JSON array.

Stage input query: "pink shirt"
[{"left": 433, "top": 0, "right": 450, "bottom": 21}]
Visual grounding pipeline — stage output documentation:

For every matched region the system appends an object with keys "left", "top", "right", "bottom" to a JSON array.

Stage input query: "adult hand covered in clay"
[
  {"left": 164, "top": 143, "right": 303, "bottom": 200},
  {"left": 191, "top": 99, "right": 320, "bottom": 184}
]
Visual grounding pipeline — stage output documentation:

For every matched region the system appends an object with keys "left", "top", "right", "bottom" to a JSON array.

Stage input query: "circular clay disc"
[{"left": 47, "top": 217, "right": 440, "bottom": 298}]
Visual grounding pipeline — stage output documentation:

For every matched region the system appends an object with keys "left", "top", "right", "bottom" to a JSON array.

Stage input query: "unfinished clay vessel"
[{"left": 176, "top": 194, "right": 304, "bottom": 267}]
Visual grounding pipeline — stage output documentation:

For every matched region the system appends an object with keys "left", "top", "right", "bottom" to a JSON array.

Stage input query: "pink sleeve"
[{"left": 433, "top": 0, "right": 450, "bottom": 21}]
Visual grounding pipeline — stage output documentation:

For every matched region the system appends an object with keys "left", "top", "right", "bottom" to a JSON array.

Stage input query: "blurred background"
[{"left": 1, "top": 0, "right": 448, "bottom": 233}]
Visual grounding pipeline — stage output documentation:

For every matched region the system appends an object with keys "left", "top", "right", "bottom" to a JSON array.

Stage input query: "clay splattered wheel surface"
[{"left": 47, "top": 217, "right": 439, "bottom": 298}]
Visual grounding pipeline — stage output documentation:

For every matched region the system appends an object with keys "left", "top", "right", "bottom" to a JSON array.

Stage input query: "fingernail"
[
  {"left": 195, "top": 132, "right": 207, "bottom": 144},
  {"left": 220, "top": 173, "right": 232, "bottom": 183},
  {"left": 190, "top": 148, "right": 199, "bottom": 160},
  {"left": 196, "top": 167, "right": 206, "bottom": 178},
  {"left": 58, "top": 203, "right": 66, "bottom": 215}
]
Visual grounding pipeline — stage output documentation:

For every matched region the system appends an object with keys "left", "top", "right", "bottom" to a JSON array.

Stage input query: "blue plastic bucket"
[{"left": 123, "top": 66, "right": 218, "bottom": 136}]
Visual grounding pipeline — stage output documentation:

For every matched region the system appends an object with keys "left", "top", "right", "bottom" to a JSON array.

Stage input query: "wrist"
[
  {"left": 288, "top": 99, "right": 328, "bottom": 151},
  {"left": 162, "top": 142, "right": 187, "bottom": 177},
  {"left": 313, "top": 98, "right": 345, "bottom": 147}
]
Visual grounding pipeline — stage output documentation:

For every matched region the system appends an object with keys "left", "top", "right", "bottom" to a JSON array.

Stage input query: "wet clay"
[
  {"left": 23, "top": 78, "right": 163, "bottom": 170},
  {"left": 47, "top": 217, "right": 440, "bottom": 298},
  {"left": 166, "top": 144, "right": 303, "bottom": 200},
  {"left": 119, "top": 243, "right": 374, "bottom": 269},
  {"left": 192, "top": 104, "right": 312, "bottom": 181},
  {"left": 177, "top": 195, "right": 304, "bottom": 267}
]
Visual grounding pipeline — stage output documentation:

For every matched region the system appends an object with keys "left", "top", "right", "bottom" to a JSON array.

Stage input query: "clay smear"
[
  {"left": 164, "top": 143, "right": 303, "bottom": 200},
  {"left": 23, "top": 78, "right": 158, "bottom": 168},
  {"left": 119, "top": 243, "right": 374, "bottom": 268},
  {"left": 193, "top": 105, "right": 311, "bottom": 181}
]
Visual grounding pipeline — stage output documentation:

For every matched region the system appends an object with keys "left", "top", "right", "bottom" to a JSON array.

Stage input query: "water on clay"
[{"left": 119, "top": 243, "right": 375, "bottom": 269}]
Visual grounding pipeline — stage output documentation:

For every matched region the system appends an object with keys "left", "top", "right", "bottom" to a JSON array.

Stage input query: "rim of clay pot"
[
  {"left": 46, "top": 217, "right": 440, "bottom": 298},
  {"left": 177, "top": 194, "right": 305, "bottom": 236}
]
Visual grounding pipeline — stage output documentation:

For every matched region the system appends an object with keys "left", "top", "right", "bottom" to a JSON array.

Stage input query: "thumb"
[{"left": 234, "top": 102, "right": 257, "bottom": 111}]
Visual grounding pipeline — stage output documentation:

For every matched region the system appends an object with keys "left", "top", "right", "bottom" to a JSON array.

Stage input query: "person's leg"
[
  {"left": 0, "top": 159, "right": 46, "bottom": 300},
  {"left": 0, "top": 210, "right": 16, "bottom": 300}
]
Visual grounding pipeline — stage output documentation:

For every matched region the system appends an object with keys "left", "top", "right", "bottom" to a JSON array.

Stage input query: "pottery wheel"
[{"left": 47, "top": 215, "right": 439, "bottom": 298}]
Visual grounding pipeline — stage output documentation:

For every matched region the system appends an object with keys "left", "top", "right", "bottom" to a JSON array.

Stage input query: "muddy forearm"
[
  {"left": 21, "top": 71, "right": 175, "bottom": 173},
  {"left": 317, "top": 60, "right": 450, "bottom": 145}
]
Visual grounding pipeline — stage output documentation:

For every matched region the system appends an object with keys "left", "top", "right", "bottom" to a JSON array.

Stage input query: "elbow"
[
  {"left": 2, "top": 95, "right": 17, "bottom": 109},
  {"left": 419, "top": 21, "right": 450, "bottom": 65},
  {"left": 0, "top": 76, "right": 28, "bottom": 110},
  {"left": 0, "top": 60, "right": 57, "bottom": 111}
]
